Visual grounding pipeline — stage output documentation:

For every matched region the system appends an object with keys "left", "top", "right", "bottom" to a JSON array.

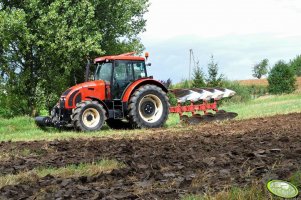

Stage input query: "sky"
[{"left": 140, "top": 0, "right": 301, "bottom": 83}]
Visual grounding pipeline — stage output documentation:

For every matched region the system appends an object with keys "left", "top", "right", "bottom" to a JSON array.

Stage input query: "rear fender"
[{"left": 122, "top": 78, "right": 168, "bottom": 103}]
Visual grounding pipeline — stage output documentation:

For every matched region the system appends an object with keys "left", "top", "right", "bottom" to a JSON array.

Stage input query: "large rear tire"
[
  {"left": 128, "top": 84, "right": 169, "bottom": 128},
  {"left": 72, "top": 101, "right": 106, "bottom": 131}
]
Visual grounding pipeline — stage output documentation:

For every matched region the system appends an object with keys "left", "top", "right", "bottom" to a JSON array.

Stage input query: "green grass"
[
  {"left": 0, "top": 113, "right": 183, "bottom": 142},
  {"left": 0, "top": 116, "right": 134, "bottom": 141},
  {"left": 1, "top": 93, "right": 301, "bottom": 142},
  {"left": 182, "top": 184, "right": 284, "bottom": 200},
  {"left": 220, "top": 92, "right": 301, "bottom": 119},
  {"left": 0, "top": 159, "right": 123, "bottom": 188}
]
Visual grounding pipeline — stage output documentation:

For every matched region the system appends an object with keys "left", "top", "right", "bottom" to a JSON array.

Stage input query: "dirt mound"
[{"left": 1, "top": 113, "right": 301, "bottom": 199}]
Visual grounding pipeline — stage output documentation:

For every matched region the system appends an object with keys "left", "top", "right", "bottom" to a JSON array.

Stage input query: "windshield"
[{"left": 95, "top": 62, "right": 113, "bottom": 82}]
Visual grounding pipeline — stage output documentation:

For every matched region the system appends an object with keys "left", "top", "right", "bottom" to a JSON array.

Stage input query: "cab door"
[{"left": 112, "top": 60, "right": 134, "bottom": 99}]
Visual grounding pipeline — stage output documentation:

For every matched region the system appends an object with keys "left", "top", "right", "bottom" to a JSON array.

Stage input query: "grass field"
[
  {"left": 1, "top": 92, "right": 301, "bottom": 141},
  {"left": 220, "top": 92, "right": 301, "bottom": 119},
  {"left": 1, "top": 92, "right": 301, "bottom": 199}
]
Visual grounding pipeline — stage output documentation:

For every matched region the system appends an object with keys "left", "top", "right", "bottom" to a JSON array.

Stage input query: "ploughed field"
[{"left": 1, "top": 113, "right": 301, "bottom": 199}]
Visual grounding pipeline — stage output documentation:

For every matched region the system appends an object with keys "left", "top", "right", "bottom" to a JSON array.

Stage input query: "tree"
[
  {"left": 182, "top": 79, "right": 190, "bottom": 88},
  {"left": 0, "top": 0, "right": 149, "bottom": 116},
  {"left": 192, "top": 61, "right": 206, "bottom": 88},
  {"left": 252, "top": 59, "right": 269, "bottom": 79},
  {"left": 268, "top": 61, "right": 296, "bottom": 94},
  {"left": 206, "top": 55, "right": 224, "bottom": 87},
  {"left": 290, "top": 55, "right": 301, "bottom": 76}
]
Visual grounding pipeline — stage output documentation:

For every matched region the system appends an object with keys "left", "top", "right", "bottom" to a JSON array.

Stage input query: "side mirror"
[{"left": 146, "top": 63, "right": 152, "bottom": 66}]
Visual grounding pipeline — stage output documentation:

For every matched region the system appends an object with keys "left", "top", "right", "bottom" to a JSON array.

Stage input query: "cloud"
[
  {"left": 144, "top": 34, "right": 301, "bottom": 82},
  {"left": 143, "top": 0, "right": 301, "bottom": 40},
  {"left": 140, "top": 0, "right": 301, "bottom": 83}
]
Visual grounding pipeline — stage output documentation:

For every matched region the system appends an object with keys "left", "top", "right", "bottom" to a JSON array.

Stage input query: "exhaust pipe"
[
  {"left": 35, "top": 116, "right": 53, "bottom": 127},
  {"left": 85, "top": 58, "right": 91, "bottom": 82}
]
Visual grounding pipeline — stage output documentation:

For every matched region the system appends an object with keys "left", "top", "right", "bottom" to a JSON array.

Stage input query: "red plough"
[{"left": 169, "top": 88, "right": 238, "bottom": 124}]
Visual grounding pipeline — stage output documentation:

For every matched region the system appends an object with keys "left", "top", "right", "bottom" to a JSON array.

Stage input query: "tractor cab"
[{"left": 94, "top": 52, "right": 148, "bottom": 99}]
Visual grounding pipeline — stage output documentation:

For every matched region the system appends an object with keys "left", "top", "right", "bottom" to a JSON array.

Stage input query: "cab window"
[
  {"left": 95, "top": 62, "right": 113, "bottom": 82},
  {"left": 133, "top": 62, "right": 147, "bottom": 79}
]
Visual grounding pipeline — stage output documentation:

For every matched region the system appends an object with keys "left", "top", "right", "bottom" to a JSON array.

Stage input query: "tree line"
[
  {"left": 186, "top": 54, "right": 301, "bottom": 95},
  {"left": 163, "top": 55, "right": 225, "bottom": 90},
  {"left": 165, "top": 53, "right": 301, "bottom": 105},
  {"left": 0, "top": 0, "right": 149, "bottom": 117}
]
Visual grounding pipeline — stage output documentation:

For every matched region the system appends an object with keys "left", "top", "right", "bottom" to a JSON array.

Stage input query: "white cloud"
[
  {"left": 141, "top": 0, "right": 301, "bottom": 82},
  {"left": 145, "top": 35, "right": 301, "bottom": 82},
  {"left": 143, "top": 0, "right": 301, "bottom": 39}
]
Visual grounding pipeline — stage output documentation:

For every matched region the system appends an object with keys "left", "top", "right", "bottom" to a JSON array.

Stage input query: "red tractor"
[{"left": 35, "top": 52, "right": 170, "bottom": 131}]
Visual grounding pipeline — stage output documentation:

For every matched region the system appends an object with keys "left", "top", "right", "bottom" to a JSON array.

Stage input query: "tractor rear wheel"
[
  {"left": 128, "top": 84, "right": 169, "bottom": 128},
  {"left": 72, "top": 101, "right": 106, "bottom": 131}
]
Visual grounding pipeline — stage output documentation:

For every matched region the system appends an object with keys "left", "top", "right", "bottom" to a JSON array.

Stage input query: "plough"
[{"left": 169, "top": 88, "right": 238, "bottom": 124}]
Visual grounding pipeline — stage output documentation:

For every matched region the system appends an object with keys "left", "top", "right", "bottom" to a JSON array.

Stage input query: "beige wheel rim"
[
  {"left": 82, "top": 108, "right": 100, "bottom": 128},
  {"left": 138, "top": 94, "right": 163, "bottom": 123}
]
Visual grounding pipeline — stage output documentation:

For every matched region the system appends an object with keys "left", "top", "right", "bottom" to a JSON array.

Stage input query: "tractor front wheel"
[
  {"left": 128, "top": 84, "right": 169, "bottom": 128},
  {"left": 72, "top": 101, "right": 106, "bottom": 131}
]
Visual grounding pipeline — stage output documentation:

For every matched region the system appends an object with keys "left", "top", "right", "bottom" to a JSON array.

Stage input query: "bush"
[
  {"left": 249, "top": 84, "right": 269, "bottom": 98},
  {"left": 290, "top": 55, "right": 301, "bottom": 76},
  {"left": 221, "top": 80, "right": 252, "bottom": 103},
  {"left": 0, "top": 97, "right": 30, "bottom": 118},
  {"left": 167, "top": 93, "right": 178, "bottom": 106},
  {"left": 268, "top": 61, "right": 296, "bottom": 94}
]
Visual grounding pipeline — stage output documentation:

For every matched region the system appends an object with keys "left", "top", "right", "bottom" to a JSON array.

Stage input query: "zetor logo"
[{"left": 267, "top": 180, "right": 299, "bottom": 199}]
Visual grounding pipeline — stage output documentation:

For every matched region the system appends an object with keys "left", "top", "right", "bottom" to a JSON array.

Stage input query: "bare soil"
[{"left": 1, "top": 113, "right": 301, "bottom": 199}]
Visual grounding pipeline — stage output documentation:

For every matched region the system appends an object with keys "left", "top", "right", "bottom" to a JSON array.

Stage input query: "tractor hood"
[
  {"left": 61, "top": 80, "right": 105, "bottom": 97},
  {"left": 60, "top": 80, "right": 107, "bottom": 109}
]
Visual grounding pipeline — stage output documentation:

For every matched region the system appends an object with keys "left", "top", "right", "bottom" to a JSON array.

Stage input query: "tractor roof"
[{"left": 94, "top": 52, "right": 145, "bottom": 63}]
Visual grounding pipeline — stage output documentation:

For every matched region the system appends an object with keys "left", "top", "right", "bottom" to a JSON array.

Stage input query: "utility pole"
[{"left": 189, "top": 49, "right": 192, "bottom": 82}]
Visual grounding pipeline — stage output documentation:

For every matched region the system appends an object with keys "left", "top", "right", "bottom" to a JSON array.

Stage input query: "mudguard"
[{"left": 121, "top": 78, "right": 168, "bottom": 103}]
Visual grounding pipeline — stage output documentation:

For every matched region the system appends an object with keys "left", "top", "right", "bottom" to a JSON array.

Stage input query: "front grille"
[
  {"left": 68, "top": 90, "right": 79, "bottom": 107},
  {"left": 75, "top": 93, "right": 82, "bottom": 105}
]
